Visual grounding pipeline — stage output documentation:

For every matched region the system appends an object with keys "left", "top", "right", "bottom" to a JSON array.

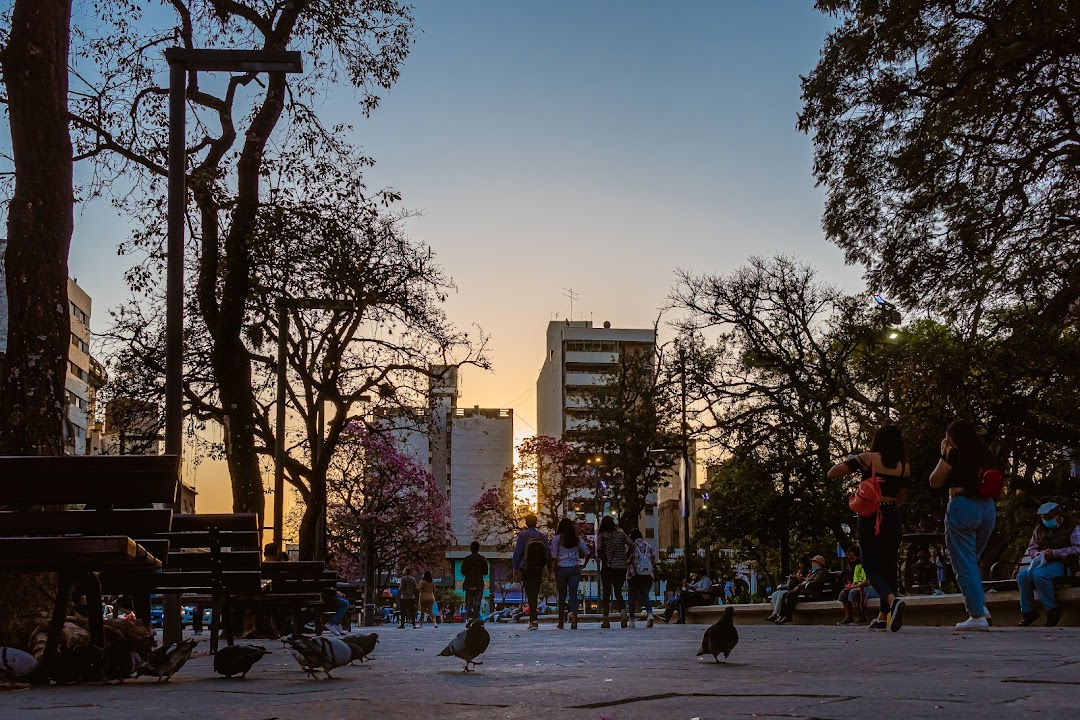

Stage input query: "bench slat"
[
  {"left": 169, "top": 514, "right": 259, "bottom": 532},
  {"left": 165, "top": 550, "right": 261, "bottom": 570},
  {"left": 0, "top": 455, "right": 179, "bottom": 505},
  {"left": 0, "top": 536, "right": 160, "bottom": 571},
  {"left": 152, "top": 571, "right": 263, "bottom": 592},
  {"left": 160, "top": 530, "right": 260, "bottom": 549},
  {"left": 0, "top": 509, "right": 173, "bottom": 536}
]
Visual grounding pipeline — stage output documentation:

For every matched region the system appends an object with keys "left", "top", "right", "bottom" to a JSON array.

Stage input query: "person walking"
[
  {"left": 550, "top": 518, "right": 591, "bottom": 629},
  {"left": 417, "top": 570, "right": 438, "bottom": 628},
  {"left": 398, "top": 568, "right": 418, "bottom": 629},
  {"left": 625, "top": 527, "right": 657, "bottom": 627},
  {"left": 460, "top": 541, "right": 489, "bottom": 622},
  {"left": 930, "top": 419, "right": 997, "bottom": 631},
  {"left": 597, "top": 516, "right": 632, "bottom": 628},
  {"left": 828, "top": 424, "right": 911, "bottom": 631},
  {"left": 511, "top": 513, "right": 551, "bottom": 630}
]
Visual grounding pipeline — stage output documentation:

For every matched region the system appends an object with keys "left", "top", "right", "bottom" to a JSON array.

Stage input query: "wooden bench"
[
  {"left": 0, "top": 455, "right": 179, "bottom": 654},
  {"left": 984, "top": 556, "right": 1080, "bottom": 593},
  {"left": 226, "top": 561, "right": 337, "bottom": 642}
]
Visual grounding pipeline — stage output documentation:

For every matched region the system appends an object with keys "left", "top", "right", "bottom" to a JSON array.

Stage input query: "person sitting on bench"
[
  {"left": 661, "top": 570, "right": 712, "bottom": 624},
  {"left": 775, "top": 555, "right": 829, "bottom": 624},
  {"left": 1017, "top": 502, "right": 1079, "bottom": 627}
]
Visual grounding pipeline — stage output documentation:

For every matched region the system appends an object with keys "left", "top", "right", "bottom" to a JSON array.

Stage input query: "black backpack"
[{"left": 524, "top": 532, "right": 547, "bottom": 567}]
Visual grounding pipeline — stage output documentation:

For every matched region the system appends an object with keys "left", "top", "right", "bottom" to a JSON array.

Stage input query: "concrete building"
[
  {"left": 375, "top": 366, "right": 514, "bottom": 604},
  {"left": 65, "top": 279, "right": 108, "bottom": 455},
  {"left": 535, "top": 320, "right": 662, "bottom": 607}
]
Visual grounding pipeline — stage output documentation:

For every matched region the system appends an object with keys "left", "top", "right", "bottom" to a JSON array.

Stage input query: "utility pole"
[{"left": 678, "top": 340, "right": 692, "bottom": 584}]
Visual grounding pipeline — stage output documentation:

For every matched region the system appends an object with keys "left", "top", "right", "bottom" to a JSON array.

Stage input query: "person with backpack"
[
  {"left": 828, "top": 424, "right": 911, "bottom": 631},
  {"left": 550, "top": 517, "right": 592, "bottom": 629},
  {"left": 929, "top": 419, "right": 998, "bottom": 631},
  {"left": 511, "top": 513, "right": 551, "bottom": 630},
  {"left": 597, "top": 516, "right": 632, "bottom": 628},
  {"left": 625, "top": 527, "right": 657, "bottom": 627}
]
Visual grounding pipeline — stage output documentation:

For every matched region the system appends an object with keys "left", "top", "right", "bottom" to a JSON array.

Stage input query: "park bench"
[
  {"left": 102, "top": 512, "right": 263, "bottom": 652},
  {"left": 0, "top": 454, "right": 178, "bottom": 655},
  {"left": 984, "top": 555, "right": 1080, "bottom": 593},
  {"left": 224, "top": 560, "right": 338, "bottom": 642}
]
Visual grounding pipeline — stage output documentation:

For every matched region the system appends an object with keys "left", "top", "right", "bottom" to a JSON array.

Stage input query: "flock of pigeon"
[{"left": 1, "top": 609, "right": 737, "bottom": 686}]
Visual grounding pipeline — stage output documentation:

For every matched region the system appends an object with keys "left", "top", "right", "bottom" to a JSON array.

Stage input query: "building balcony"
[
  {"left": 564, "top": 372, "right": 609, "bottom": 387},
  {"left": 564, "top": 351, "right": 619, "bottom": 365}
]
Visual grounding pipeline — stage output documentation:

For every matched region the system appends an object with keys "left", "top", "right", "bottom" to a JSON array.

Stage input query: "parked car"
[{"left": 149, "top": 605, "right": 211, "bottom": 629}]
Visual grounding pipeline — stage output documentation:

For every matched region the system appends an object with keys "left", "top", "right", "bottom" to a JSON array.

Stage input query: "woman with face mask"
[{"left": 929, "top": 420, "right": 997, "bottom": 631}]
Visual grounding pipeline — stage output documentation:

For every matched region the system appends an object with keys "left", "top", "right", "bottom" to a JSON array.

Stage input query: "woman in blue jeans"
[
  {"left": 550, "top": 518, "right": 592, "bottom": 630},
  {"left": 930, "top": 419, "right": 997, "bottom": 632}
]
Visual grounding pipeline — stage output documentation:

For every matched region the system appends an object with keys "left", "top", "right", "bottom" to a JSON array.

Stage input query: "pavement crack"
[
  {"left": 569, "top": 692, "right": 854, "bottom": 710},
  {"left": 445, "top": 701, "right": 512, "bottom": 708}
]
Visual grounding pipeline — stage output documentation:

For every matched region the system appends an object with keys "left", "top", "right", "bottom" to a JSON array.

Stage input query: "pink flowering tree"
[{"left": 328, "top": 424, "right": 455, "bottom": 594}]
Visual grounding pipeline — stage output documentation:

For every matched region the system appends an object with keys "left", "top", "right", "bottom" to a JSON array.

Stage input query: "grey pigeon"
[
  {"left": 0, "top": 646, "right": 40, "bottom": 685},
  {"left": 339, "top": 632, "right": 379, "bottom": 664},
  {"left": 284, "top": 636, "right": 353, "bottom": 679},
  {"left": 137, "top": 638, "right": 198, "bottom": 682},
  {"left": 100, "top": 638, "right": 139, "bottom": 683},
  {"left": 438, "top": 619, "right": 490, "bottom": 672},
  {"left": 697, "top": 606, "right": 739, "bottom": 663},
  {"left": 213, "top": 644, "right": 270, "bottom": 678}
]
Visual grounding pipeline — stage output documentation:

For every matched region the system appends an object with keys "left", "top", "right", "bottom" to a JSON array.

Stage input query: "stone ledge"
[{"left": 685, "top": 587, "right": 1080, "bottom": 626}]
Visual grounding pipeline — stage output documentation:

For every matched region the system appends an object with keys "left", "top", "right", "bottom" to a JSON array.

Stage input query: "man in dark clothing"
[
  {"left": 777, "top": 555, "right": 830, "bottom": 623},
  {"left": 511, "top": 514, "right": 551, "bottom": 630},
  {"left": 460, "top": 541, "right": 489, "bottom": 621},
  {"left": 398, "top": 569, "right": 418, "bottom": 629}
]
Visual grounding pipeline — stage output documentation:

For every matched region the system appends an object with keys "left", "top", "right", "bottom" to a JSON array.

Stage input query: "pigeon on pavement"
[
  {"left": 213, "top": 644, "right": 270, "bottom": 678},
  {"left": 438, "top": 619, "right": 490, "bottom": 672},
  {"left": 0, "top": 646, "right": 41, "bottom": 685},
  {"left": 697, "top": 606, "right": 739, "bottom": 663},
  {"left": 100, "top": 638, "right": 139, "bottom": 683},
  {"left": 137, "top": 638, "right": 198, "bottom": 682},
  {"left": 339, "top": 632, "right": 379, "bottom": 664},
  {"left": 285, "top": 636, "right": 353, "bottom": 679}
]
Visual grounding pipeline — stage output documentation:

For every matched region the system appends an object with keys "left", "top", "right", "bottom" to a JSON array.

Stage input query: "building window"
[
  {"left": 645, "top": 528, "right": 655, "bottom": 539},
  {"left": 70, "top": 334, "right": 89, "bottom": 354},
  {"left": 69, "top": 361, "right": 89, "bottom": 383},
  {"left": 565, "top": 339, "right": 619, "bottom": 353},
  {"left": 70, "top": 302, "right": 89, "bottom": 326},
  {"left": 644, "top": 506, "right": 654, "bottom": 516},
  {"left": 67, "top": 390, "right": 87, "bottom": 411}
]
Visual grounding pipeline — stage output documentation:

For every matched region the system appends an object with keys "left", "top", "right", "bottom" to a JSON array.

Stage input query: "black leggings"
[
  {"left": 859, "top": 504, "right": 901, "bottom": 615},
  {"left": 601, "top": 567, "right": 626, "bottom": 617}
]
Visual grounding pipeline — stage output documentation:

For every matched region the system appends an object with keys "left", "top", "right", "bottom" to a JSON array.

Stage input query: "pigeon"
[
  {"left": 438, "top": 619, "right": 490, "bottom": 672},
  {"left": 100, "top": 638, "right": 139, "bottom": 683},
  {"left": 284, "top": 636, "right": 353, "bottom": 679},
  {"left": 136, "top": 638, "right": 198, "bottom": 682},
  {"left": 47, "top": 644, "right": 101, "bottom": 685},
  {"left": 0, "top": 646, "right": 41, "bottom": 685},
  {"left": 213, "top": 644, "right": 270, "bottom": 678},
  {"left": 697, "top": 606, "right": 739, "bottom": 663},
  {"left": 339, "top": 633, "right": 379, "bottom": 664}
]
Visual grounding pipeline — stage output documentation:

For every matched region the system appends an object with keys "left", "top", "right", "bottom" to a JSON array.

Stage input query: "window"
[
  {"left": 565, "top": 339, "right": 619, "bottom": 353},
  {"left": 70, "top": 334, "right": 89, "bottom": 354},
  {"left": 67, "top": 390, "right": 87, "bottom": 411},
  {"left": 70, "top": 302, "right": 89, "bottom": 326},
  {"left": 645, "top": 528, "right": 655, "bottom": 539},
  {"left": 69, "top": 361, "right": 89, "bottom": 383},
  {"left": 644, "top": 506, "right": 654, "bottom": 516}
]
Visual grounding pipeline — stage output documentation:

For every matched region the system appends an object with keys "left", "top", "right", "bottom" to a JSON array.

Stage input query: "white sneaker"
[
  {"left": 628, "top": 619, "right": 636, "bottom": 627},
  {"left": 954, "top": 616, "right": 990, "bottom": 632},
  {"left": 326, "top": 623, "right": 344, "bottom": 635}
]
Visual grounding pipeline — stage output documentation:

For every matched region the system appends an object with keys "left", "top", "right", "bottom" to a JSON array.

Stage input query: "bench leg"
[
  {"left": 44, "top": 570, "right": 74, "bottom": 660},
  {"left": 84, "top": 572, "right": 105, "bottom": 647},
  {"left": 209, "top": 597, "right": 223, "bottom": 654},
  {"left": 163, "top": 594, "right": 182, "bottom": 646}
]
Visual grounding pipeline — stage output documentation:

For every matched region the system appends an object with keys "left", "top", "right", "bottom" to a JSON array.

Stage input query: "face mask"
[{"left": 1042, "top": 518, "right": 1059, "bottom": 529}]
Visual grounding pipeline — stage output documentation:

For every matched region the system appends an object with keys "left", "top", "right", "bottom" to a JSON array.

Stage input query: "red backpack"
[
  {"left": 976, "top": 466, "right": 1005, "bottom": 499},
  {"left": 849, "top": 468, "right": 883, "bottom": 535}
]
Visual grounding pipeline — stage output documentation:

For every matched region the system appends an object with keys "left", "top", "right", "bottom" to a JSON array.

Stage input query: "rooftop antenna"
[{"left": 562, "top": 288, "right": 579, "bottom": 321}]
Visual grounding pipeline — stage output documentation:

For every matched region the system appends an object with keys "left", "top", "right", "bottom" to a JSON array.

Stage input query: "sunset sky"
[{"left": 62, "top": 2, "right": 864, "bottom": 513}]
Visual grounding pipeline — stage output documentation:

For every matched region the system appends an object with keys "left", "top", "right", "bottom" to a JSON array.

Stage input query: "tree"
[
  {"left": 0, "top": 0, "right": 73, "bottom": 455},
  {"left": 326, "top": 424, "right": 454, "bottom": 597},
  {"left": 469, "top": 485, "right": 530, "bottom": 551},
  {"left": 575, "top": 341, "right": 680, "bottom": 528},
  {"left": 63, "top": 1, "right": 417, "bottom": 522}
]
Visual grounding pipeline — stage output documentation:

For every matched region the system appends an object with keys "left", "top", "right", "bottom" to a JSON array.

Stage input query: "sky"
[{"left": 58, "top": 1, "right": 861, "bottom": 513}]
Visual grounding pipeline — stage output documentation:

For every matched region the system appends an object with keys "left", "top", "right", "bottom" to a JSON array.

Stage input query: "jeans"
[
  {"left": 520, "top": 567, "right": 544, "bottom": 622},
  {"left": 464, "top": 587, "right": 483, "bottom": 620},
  {"left": 600, "top": 567, "right": 626, "bottom": 617},
  {"left": 627, "top": 574, "right": 653, "bottom": 617},
  {"left": 945, "top": 495, "right": 996, "bottom": 617},
  {"left": 330, "top": 596, "right": 349, "bottom": 626},
  {"left": 1017, "top": 560, "right": 1066, "bottom": 612},
  {"left": 770, "top": 590, "right": 787, "bottom": 616},
  {"left": 859, "top": 503, "right": 902, "bottom": 615},
  {"left": 555, "top": 566, "right": 582, "bottom": 618}
]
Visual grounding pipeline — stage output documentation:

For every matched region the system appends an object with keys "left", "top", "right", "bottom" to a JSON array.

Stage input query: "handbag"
[{"left": 849, "top": 466, "right": 883, "bottom": 535}]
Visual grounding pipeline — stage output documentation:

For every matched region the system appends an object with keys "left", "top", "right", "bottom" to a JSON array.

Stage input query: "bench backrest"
[{"left": 0, "top": 454, "right": 180, "bottom": 506}]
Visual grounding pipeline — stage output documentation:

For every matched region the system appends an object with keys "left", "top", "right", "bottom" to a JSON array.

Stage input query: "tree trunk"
[
  {"left": 779, "top": 471, "right": 791, "bottom": 577},
  {"left": 0, "top": 0, "right": 74, "bottom": 651},
  {"left": 0, "top": 0, "right": 73, "bottom": 456},
  {"left": 298, "top": 500, "right": 319, "bottom": 561}
]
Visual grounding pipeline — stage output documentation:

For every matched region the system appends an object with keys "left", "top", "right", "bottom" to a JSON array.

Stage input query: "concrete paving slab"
[{"left": 1, "top": 621, "right": 1077, "bottom": 719}]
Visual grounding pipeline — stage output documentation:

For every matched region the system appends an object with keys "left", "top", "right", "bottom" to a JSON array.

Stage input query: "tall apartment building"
[
  {"left": 536, "top": 320, "right": 662, "bottom": 605},
  {"left": 375, "top": 366, "right": 514, "bottom": 600}
]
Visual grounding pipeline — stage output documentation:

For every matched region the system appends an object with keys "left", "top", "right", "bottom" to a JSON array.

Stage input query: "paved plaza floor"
[{"left": 2, "top": 621, "right": 1077, "bottom": 719}]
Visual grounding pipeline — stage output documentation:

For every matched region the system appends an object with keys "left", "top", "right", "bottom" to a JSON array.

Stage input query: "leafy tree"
[
  {"left": 575, "top": 342, "right": 680, "bottom": 528},
  {"left": 469, "top": 484, "right": 530, "bottom": 551},
  {"left": 327, "top": 424, "right": 455, "bottom": 596},
  {"left": 513, "top": 435, "right": 589, "bottom": 533},
  {"left": 60, "top": 1, "right": 418, "bottom": 522}
]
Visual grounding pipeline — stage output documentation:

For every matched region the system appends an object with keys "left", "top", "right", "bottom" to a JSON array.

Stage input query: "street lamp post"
[
  {"left": 585, "top": 454, "right": 604, "bottom": 613},
  {"left": 163, "top": 48, "right": 302, "bottom": 647}
]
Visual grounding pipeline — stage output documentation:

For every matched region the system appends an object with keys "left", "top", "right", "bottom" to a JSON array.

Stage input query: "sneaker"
[
  {"left": 528, "top": 622, "right": 539, "bottom": 630},
  {"left": 325, "top": 623, "right": 341, "bottom": 635},
  {"left": 837, "top": 619, "right": 853, "bottom": 626},
  {"left": 888, "top": 599, "right": 905, "bottom": 632},
  {"left": 570, "top": 613, "right": 578, "bottom": 630},
  {"left": 628, "top": 619, "right": 636, "bottom": 628},
  {"left": 646, "top": 616, "right": 654, "bottom": 628},
  {"left": 304, "top": 622, "right": 316, "bottom": 631},
  {"left": 600, "top": 621, "right": 611, "bottom": 629},
  {"left": 1017, "top": 611, "right": 1040, "bottom": 627},
  {"left": 867, "top": 619, "right": 887, "bottom": 630},
  {"left": 954, "top": 616, "right": 990, "bottom": 632},
  {"left": 1046, "top": 607, "right": 1063, "bottom": 627}
]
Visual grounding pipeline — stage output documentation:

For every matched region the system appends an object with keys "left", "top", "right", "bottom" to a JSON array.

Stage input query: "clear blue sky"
[{"left": 64, "top": 1, "right": 855, "bottom": 442}]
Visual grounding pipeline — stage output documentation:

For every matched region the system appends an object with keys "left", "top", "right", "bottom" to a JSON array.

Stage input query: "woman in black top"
[{"left": 829, "top": 424, "right": 910, "bottom": 632}]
